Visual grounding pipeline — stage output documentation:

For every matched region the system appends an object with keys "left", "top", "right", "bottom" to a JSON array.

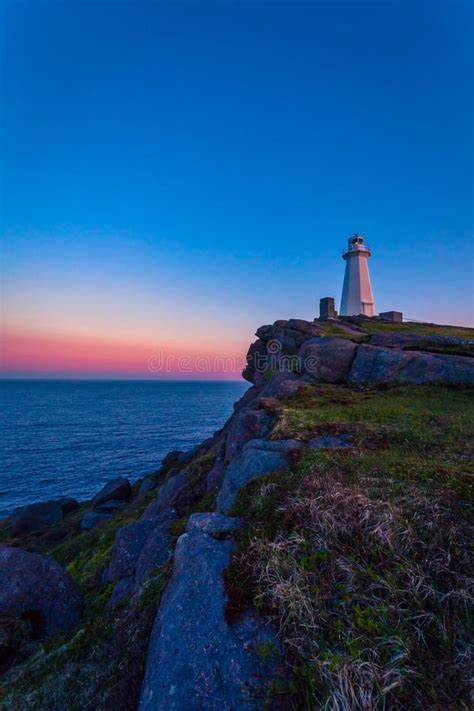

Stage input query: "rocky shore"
[{"left": 1, "top": 316, "right": 473, "bottom": 710}]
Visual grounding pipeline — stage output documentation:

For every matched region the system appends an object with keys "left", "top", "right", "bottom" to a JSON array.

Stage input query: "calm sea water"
[{"left": 0, "top": 379, "right": 247, "bottom": 519}]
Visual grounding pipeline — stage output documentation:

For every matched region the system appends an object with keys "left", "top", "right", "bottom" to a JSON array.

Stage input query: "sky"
[{"left": 1, "top": 0, "right": 473, "bottom": 378}]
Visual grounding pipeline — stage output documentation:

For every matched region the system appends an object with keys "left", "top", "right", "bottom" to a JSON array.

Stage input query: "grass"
[
  {"left": 0, "top": 483, "right": 168, "bottom": 710},
  {"left": 357, "top": 319, "right": 474, "bottom": 340},
  {"left": 227, "top": 383, "right": 474, "bottom": 709},
  {"left": 0, "top": 484, "right": 174, "bottom": 710},
  {"left": 0, "top": 568, "right": 169, "bottom": 711},
  {"left": 0, "top": 445, "right": 221, "bottom": 709}
]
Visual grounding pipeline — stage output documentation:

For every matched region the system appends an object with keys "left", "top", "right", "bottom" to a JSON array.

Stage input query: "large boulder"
[
  {"left": 217, "top": 439, "right": 299, "bottom": 514},
  {"left": 137, "top": 478, "right": 157, "bottom": 498},
  {"left": 57, "top": 497, "right": 80, "bottom": 515},
  {"left": 161, "top": 450, "right": 184, "bottom": 469},
  {"left": 232, "top": 385, "right": 262, "bottom": 412},
  {"left": 93, "top": 477, "right": 131, "bottom": 509},
  {"left": 224, "top": 407, "right": 271, "bottom": 462},
  {"left": 141, "top": 472, "right": 187, "bottom": 520},
  {"left": 103, "top": 520, "right": 158, "bottom": 582},
  {"left": 106, "top": 576, "right": 134, "bottom": 610},
  {"left": 259, "top": 370, "right": 305, "bottom": 400},
  {"left": 10, "top": 501, "right": 64, "bottom": 536},
  {"left": 348, "top": 345, "right": 474, "bottom": 386},
  {"left": 243, "top": 338, "right": 268, "bottom": 384},
  {"left": 206, "top": 459, "right": 226, "bottom": 493},
  {"left": 299, "top": 336, "right": 358, "bottom": 383},
  {"left": 138, "top": 515, "right": 282, "bottom": 711},
  {"left": 287, "top": 318, "right": 323, "bottom": 338},
  {"left": 0, "top": 547, "right": 83, "bottom": 639},
  {"left": 80, "top": 511, "right": 112, "bottom": 530},
  {"left": 134, "top": 513, "right": 176, "bottom": 587},
  {"left": 142, "top": 464, "right": 208, "bottom": 519},
  {"left": 105, "top": 508, "right": 176, "bottom": 583}
]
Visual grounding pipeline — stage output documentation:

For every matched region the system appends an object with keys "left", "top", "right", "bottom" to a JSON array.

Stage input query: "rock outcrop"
[
  {"left": 299, "top": 336, "right": 358, "bottom": 382},
  {"left": 217, "top": 438, "right": 299, "bottom": 514},
  {"left": 104, "top": 507, "right": 176, "bottom": 598},
  {"left": 348, "top": 344, "right": 474, "bottom": 386},
  {"left": 10, "top": 501, "right": 64, "bottom": 536},
  {"left": 0, "top": 547, "right": 83, "bottom": 639},
  {"left": 93, "top": 477, "right": 132, "bottom": 509},
  {"left": 139, "top": 513, "right": 282, "bottom": 711},
  {"left": 243, "top": 319, "right": 474, "bottom": 389}
]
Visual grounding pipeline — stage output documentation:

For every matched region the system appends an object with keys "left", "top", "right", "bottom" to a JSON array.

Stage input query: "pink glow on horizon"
[{"left": 0, "top": 328, "right": 247, "bottom": 379}]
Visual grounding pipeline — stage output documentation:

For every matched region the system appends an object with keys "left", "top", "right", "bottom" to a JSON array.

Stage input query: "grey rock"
[
  {"left": 299, "top": 336, "right": 358, "bottom": 383},
  {"left": 206, "top": 459, "right": 226, "bottom": 493},
  {"left": 141, "top": 472, "right": 187, "bottom": 520},
  {"left": 348, "top": 344, "right": 474, "bottom": 386},
  {"left": 217, "top": 439, "right": 297, "bottom": 514},
  {"left": 242, "top": 338, "right": 268, "bottom": 383},
  {"left": 224, "top": 407, "right": 271, "bottom": 462},
  {"left": 139, "top": 524, "right": 282, "bottom": 711},
  {"left": 134, "top": 513, "right": 176, "bottom": 587},
  {"left": 104, "top": 519, "right": 158, "bottom": 582},
  {"left": 243, "top": 438, "right": 302, "bottom": 453},
  {"left": 308, "top": 435, "right": 353, "bottom": 449},
  {"left": 57, "top": 497, "right": 80, "bottom": 515},
  {"left": 186, "top": 512, "right": 242, "bottom": 538},
  {"left": 179, "top": 447, "right": 200, "bottom": 465},
  {"left": 107, "top": 576, "right": 134, "bottom": 609},
  {"left": 255, "top": 324, "right": 273, "bottom": 340},
  {"left": 0, "top": 547, "right": 83, "bottom": 639},
  {"left": 259, "top": 371, "right": 305, "bottom": 399},
  {"left": 161, "top": 450, "right": 184, "bottom": 469},
  {"left": 93, "top": 477, "right": 131, "bottom": 509},
  {"left": 271, "top": 326, "right": 306, "bottom": 356},
  {"left": 138, "top": 478, "right": 157, "bottom": 497},
  {"left": 106, "top": 508, "right": 177, "bottom": 585},
  {"left": 95, "top": 499, "right": 127, "bottom": 513},
  {"left": 145, "top": 464, "right": 207, "bottom": 519},
  {"left": 80, "top": 511, "right": 111, "bottom": 530},
  {"left": 233, "top": 384, "right": 262, "bottom": 411},
  {"left": 10, "top": 501, "right": 64, "bottom": 536},
  {"left": 287, "top": 318, "right": 323, "bottom": 338}
]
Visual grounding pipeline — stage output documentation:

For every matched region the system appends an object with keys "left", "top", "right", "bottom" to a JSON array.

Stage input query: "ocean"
[{"left": 0, "top": 379, "right": 247, "bottom": 519}]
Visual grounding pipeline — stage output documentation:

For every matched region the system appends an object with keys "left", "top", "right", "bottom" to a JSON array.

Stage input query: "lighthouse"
[{"left": 340, "top": 233, "right": 376, "bottom": 317}]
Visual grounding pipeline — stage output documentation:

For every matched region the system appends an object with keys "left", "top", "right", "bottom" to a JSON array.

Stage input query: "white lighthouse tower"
[{"left": 340, "top": 233, "right": 376, "bottom": 317}]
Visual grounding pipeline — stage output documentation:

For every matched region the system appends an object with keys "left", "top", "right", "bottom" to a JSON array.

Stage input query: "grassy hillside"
[{"left": 227, "top": 384, "right": 473, "bottom": 709}]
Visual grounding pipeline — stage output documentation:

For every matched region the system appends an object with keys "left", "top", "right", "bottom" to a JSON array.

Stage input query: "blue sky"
[{"left": 1, "top": 0, "right": 473, "bottom": 376}]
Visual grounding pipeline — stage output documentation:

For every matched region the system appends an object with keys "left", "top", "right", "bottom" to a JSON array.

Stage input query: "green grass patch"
[
  {"left": 227, "top": 383, "right": 474, "bottom": 709},
  {"left": 359, "top": 319, "right": 474, "bottom": 339}
]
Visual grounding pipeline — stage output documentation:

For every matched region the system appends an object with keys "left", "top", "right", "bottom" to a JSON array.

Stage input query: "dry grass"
[{"left": 233, "top": 467, "right": 473, "bottom": 709}]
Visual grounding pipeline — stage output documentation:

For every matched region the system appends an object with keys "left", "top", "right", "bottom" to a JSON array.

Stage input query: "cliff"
[{"left": 1, "top": 317, "right": 473, "bottom": 710}]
